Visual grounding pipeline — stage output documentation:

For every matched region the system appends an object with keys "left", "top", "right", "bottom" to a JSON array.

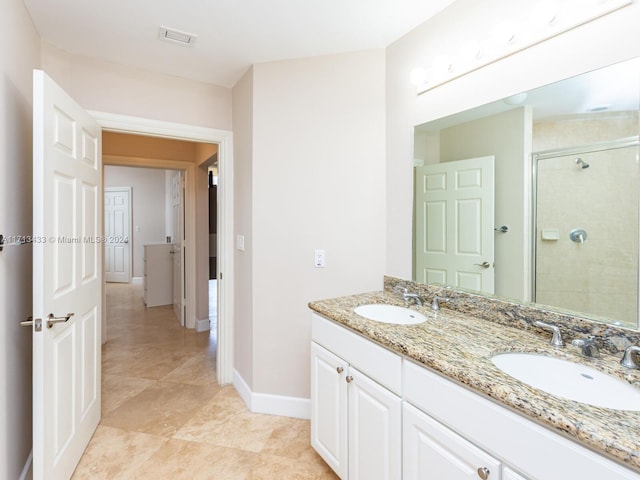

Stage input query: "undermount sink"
[
  {"left": 353, "top": 304, "right": 427, "bottom": 325},
  {"left": 491, "top": 352, "right": 640, "bottom": 411}
]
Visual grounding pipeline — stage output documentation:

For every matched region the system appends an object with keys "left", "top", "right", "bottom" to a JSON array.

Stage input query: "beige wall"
[
  {"left": 386, "top": 0, "right": 640, "bottom": 280},
  {"left": 41, "top": 42, "right": 233, "bottom": 130},
  {"left": 238, "top": 50, "right": 387, "bottom": 398},
  {"left": 232, "top": 67, "right": 254, "bottom": 387},
  {"left": 104, "top": 166, "right": 168, "bottom": 278},
  {"left": 0, "top": 0, "right": 40, "bottom": 477}
]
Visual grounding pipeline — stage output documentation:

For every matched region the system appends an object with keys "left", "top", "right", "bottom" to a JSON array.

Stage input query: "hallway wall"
[{"left": 0, "top": 0, "right": 41, "bottom": 477}]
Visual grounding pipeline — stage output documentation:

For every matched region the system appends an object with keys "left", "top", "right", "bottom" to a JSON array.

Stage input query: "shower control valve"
[{"left": 569, "top": 229, "right": 587, "bottom": 244}]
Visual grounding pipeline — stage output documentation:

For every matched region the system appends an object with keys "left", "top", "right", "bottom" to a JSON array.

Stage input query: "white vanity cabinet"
[
  {"left": 311, "top": 313, "right": 402, "bottom": 480},
  {"left": 502, "top": 467, "right": 528, "bottom": 480},
  {"left": 403, "top": 360, "right": 640, "bottom": 480},
  {"left": 403, "top": 401, "right": 502, "bottom": 479},
  {"left": 310, "top": 312, "right": 640, "bottom": 480}
]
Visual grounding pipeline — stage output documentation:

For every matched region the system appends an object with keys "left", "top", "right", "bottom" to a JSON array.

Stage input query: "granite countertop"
[{"left": 309, "top": 290, "right": 640, "bottom": 473}]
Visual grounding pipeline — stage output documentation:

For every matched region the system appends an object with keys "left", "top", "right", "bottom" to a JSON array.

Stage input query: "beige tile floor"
[{"left": 72, "top": 282, "right": 338, "bottom": 480}]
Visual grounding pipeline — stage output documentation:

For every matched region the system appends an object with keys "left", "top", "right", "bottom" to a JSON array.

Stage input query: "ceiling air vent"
[{"left": 159, "top": 26, "right": 197, "bottom": 47}]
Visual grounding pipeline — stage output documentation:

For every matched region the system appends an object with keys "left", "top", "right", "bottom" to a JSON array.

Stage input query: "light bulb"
[
  {"left": 409, "top": 67, "right": 428, "bottom": 86},
  {"left": 530, "top": 0, "right": 558, "bottom": 28},
  {"left": 432, "top": 54, "right": 452, "bottom": 75},
  {"left": 458, "top": 40, "right": 481, "bottom": 65},
  {"left": 492, "top": 21, "right": 517, "bottom": 45}
]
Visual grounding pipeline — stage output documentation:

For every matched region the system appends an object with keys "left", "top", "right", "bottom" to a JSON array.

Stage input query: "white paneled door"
[
  {"left": 32, "top": 70, "right": 102, "bottom": 480},
  {"left": 104, "top": 187, "right": 131, "bottom": 283},
  {"left": 415, "top": 156, "right": 495, "bottom": 293}
]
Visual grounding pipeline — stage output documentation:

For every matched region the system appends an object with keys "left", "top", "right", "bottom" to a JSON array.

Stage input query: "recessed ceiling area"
[{"left": 23, "top": 0, "right": 457, "bottom": 88}]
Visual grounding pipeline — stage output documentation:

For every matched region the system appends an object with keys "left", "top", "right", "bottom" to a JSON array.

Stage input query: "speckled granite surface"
[{"left": 308, "top": 277, "right": 640, "bottom": 472}]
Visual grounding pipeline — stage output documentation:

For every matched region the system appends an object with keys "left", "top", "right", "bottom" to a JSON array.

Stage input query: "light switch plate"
[
  {"left": 314, "top": 249, "right": 326, "bottom": 268},
  {"left": 236, "top": 235, "right": 245, "bottom": 251}
]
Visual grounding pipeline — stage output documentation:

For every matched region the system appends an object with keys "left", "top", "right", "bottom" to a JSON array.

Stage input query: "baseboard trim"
[
  {"left": 233, "top": 369, "right": 310, "bottom": 419},
  {"left": 19, "top": 450, "right": 32, "bottom": 480},
  {"left": 131, "top": 277, "right": 143, "bottom": 285},
  {"left": 195, "top": 318, "right": 210, "bottom": 332}
]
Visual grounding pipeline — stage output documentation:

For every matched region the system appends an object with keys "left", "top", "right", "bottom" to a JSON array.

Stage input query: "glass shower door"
[{"left": 535, "top": 144, "right": 639, "bottom": 328}]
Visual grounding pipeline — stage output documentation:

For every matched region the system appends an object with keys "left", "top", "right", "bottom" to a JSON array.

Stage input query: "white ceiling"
[{"left": 23, "top": 0, "right": 457, "bottom": 88}]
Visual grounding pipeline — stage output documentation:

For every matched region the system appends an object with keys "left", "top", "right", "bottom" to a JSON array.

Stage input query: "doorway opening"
[{"left": 93, "top": 110, "right": 234, "bottom": 385}]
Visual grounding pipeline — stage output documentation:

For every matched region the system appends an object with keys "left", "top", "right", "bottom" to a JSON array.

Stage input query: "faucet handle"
[
  {"left": 533, "top": 321, "right": 565, "bottom": 347},
  {"left": 571, "top": 336, "right": 600, "bottom": 358},
  {"left": 431, "top": 296, "right": 449, "bottom": 311},
  {"left": 621, "top": 345, "right": 640, "bottom": 369}
]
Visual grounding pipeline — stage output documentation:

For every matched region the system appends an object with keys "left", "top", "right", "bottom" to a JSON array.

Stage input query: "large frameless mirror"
[{"left": 413, "top": 57, "right": 640, "bottom": 329}]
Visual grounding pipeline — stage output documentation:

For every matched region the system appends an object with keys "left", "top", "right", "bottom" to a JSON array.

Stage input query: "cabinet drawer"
[{"left": 311, "top": 313, "right": 402, "bottom": 395}]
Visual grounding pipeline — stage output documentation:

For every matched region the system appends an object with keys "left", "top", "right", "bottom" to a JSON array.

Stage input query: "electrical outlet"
[{"left": 314, "top": 249, "right": 326, "bottom": 268}]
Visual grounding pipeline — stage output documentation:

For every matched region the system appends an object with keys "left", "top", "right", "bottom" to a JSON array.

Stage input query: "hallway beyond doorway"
[{"left": 71, "top": 283, "right": 336, "bottom": 479}]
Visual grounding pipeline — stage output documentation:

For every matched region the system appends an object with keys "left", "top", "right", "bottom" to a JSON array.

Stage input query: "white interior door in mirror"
[
  {"left": 32, "top": 69, "right": 102, "bottom": 480},
  {"left": 415, "top": 156, "right": 495, "bottom": 293}
]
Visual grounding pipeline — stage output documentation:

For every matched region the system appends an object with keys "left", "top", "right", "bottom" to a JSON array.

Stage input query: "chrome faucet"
[
  {"left": 533, "top": 321, "right": 565, "bottom": 347},
  {"left": 571, "top": 336, "right": 600, "bottom": 358},
  {"left": 400, "top": 288, "right": 423, "bottom": 307},
  {"left": 620, "top": 345, "right": 640, "bottom": 369},
  {"left": 430, "top": 296, "right": 449, "bottom": 311}
]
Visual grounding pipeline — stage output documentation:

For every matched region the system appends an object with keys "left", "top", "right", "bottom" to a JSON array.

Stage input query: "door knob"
[
  {"left": 474, "top": 261, "right": 491, "bottom": 269},
  {"left": 336, "top": 366, "right": 344, "bottom": 374},
  {"left": 46, "top": 312, "right": 74, "bottom": 329},
  {"left": 21, "top": 316, "right": 42, "bottom": 332},
  {"left": 345, "top": 375, "right": 354, "bottom": 383}
]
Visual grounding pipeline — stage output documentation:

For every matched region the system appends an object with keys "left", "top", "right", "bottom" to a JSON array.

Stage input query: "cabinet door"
[
  {"left": 311, "top": 342, "right": 348, "bottom": 479},
  {"left": 503, "top": 467, "right": 528, "bottom": 480},
  {"left": 403, "top": 403, "right": 502, "bottom": 480},
  {"left": 348, "top": 366, "right": 402, "bottom": 480}
]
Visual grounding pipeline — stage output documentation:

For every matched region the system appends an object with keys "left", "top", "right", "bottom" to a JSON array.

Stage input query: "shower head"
[{"left": 576, "top": 158, "right": 590, "bottom": 169}]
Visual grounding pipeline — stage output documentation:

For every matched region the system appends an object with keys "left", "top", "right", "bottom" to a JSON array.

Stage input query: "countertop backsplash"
[{"left": 383, "top": 276, "right": 640, "bottom": 357}]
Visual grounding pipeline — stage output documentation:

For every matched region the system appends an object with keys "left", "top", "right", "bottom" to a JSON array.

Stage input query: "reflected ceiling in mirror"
[{"left": 413, "top": 57, "right": 640, "bottom": 329}]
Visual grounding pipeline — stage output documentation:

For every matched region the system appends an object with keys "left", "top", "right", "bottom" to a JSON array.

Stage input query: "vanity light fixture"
[
  {"left": 409, "top": 0, "right": 632, "bottom": 94},
  {"left": 530, "top": 0, "right": 559, "bottom": 29}
]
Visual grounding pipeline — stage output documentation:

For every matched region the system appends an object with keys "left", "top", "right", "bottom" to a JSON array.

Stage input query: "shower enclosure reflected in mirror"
[{"left": 413, "top": 57, "right": 640, "bottom": 329}]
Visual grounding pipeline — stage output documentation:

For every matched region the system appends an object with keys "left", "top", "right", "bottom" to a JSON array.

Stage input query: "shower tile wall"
[{"left": 533, "top": 112, "right": 639, "bottom": 328}]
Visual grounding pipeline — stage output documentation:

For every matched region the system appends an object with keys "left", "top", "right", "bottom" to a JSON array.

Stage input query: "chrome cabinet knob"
[
  {"left": 345, "top": 375, "right": 354, "bottom": 383},
  {"left": 477, "top": 467, "right": 490, "bottom": 479},
  {"left": 336, "top": 366, "right": 344, "bottom": 374}
]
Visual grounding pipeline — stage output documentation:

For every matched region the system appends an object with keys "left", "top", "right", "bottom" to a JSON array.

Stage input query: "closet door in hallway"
[{"left": 104, "top": 187, "right": 131, "bottom": 283}]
